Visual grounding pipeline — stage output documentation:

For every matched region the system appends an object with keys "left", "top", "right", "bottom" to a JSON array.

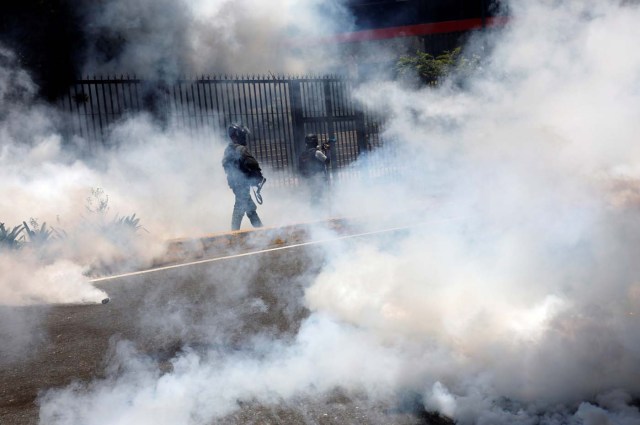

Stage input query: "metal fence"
[{"left": 59, "top": 75, "right": 391, "bottom": 185}]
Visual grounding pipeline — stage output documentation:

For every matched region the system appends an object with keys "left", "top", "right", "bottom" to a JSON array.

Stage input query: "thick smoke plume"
[
  {"left": 316, "top": 0, "right": 640, "bottom": 422},
  {"left": 0, "top": 0, "right": 351, "bottom": 367},
  {"left": 78, "top": 0, "right": 354, "bottom": 78},
  {"left": 4, "top": 0, "right": 640, "bottom": 424}
]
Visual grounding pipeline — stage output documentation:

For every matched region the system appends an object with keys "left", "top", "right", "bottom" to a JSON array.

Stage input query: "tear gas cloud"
[
  {"left": 78, "top": 0, "right": 354, "bottom": 78},
  {"left": 0, "top": 52, "right": 229, "bottom": 307},
  {"left": 0, "top": 0, "right": 351, "bottom": 365},
  {"left": 0, "top": 0, "right": 352, "bottom": 308},
  {"left": 4, "top": 0, "right": 640, "bottom": 424},
  {"left": 319, "top": 0, "right": 640, "bottom": 421}
]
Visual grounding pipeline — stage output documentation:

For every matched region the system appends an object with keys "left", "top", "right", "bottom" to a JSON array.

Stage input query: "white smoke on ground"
[
  {"left": 0, "top": 103, "right": 283, "bottom": 306},
  {"left": 0, "top": 42, "right": 326, "bottom": 309},
  {"left": 0, "top": 45, "right": 302, "bottom": 309},
  {"left": 37, "top": 0, "right": 640, "bottom": 424},
  {"left": 308, "top": 0, "right": 640, "bottom": 422},
  {"left": 0, "top": 47, "right": 106, "bottom": 306},
  {"left": 12, "top": 0, "right": 640, "bottom": 424},
  {"left": 78, "top": 0, "right": 354, "bottom": 78},
  {"left": 0, "top": 256, "right": 106, "bottom": 305},
  {"left": 39, "top": 315, "right": 405, "bottom": 425}
]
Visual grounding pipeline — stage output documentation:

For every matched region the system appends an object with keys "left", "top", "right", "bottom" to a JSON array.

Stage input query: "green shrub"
[
  {"left": 0, "top": 223, "right": 24, "bottom": 250},
  {"left": 84, "top": 188, "right": 146, "bottom": 238},
  {"left": 3, "top": 188, "right": 145, "bottom": 256},
  {"left": 22, "top": 218, "right": 56, "bottom": 246},
  {"left": 113, "top": 213, "right": 142, "bottom": 232},
  {"left": 396, "top": 47, "right": 481, "bottom": 86}
]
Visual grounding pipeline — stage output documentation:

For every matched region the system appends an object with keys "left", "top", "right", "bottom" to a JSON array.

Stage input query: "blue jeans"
[{"left": 231, "top": 186, "right": 262, "bottom": 230}]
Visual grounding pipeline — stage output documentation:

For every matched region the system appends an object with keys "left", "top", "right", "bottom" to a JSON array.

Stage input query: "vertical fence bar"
[
  {"left": 100, "top": 78, "right": 110, "bottom": 142},
  {"left": 189, "top": 79, "right": 200, "bottom": 135},
  {"left": 265, "top": 81, "right": 279, "bottom": 166},
  {"left": 70, "top": 84, "right": 83, "bottom": 141},
  {"left": 186, "top": 80, "right": 195, "bottom": 137},
  {"left": 84, "top": 80, "right": 97, "bottom": 149},
  {"left": 221, "top": 80, "right": 233, "bottom": 125},
  {"left": 126, "top": 78, "right": 134, "bottom": 114},
  {"left": 239, "top": 80, "right": 251, "bottom": 144},
  {"left": 323, "top": 79, "right": 335, "bottom": 140},
  {"left": 230, "top": 79, "right": 239, "bottom": 125},
  {"left": 195, "top": 78, "right": 206, "bottom": 136},
  {"left": 254, "top": 79, "right": 265, "bottom": 159},
  {"left": 250, "top": 78, "right": 263, "bottom": 156},
  {"left": 189, "top": 80, "right": 198, "bottom": 136},
  {"left": 272, "top": 80, "right": 285, "bottom": 172},
  {"left": 213, "top": 79, "right": 224, "bottom": 130},
  {"left": 233, "top": 79, "right": 244, "bottom": 126},
  {"left": 244, "top": 80, "right": 259, "bottom": 159},
  {"left": 269, "top": 80, "right": 280, "bottom": 171},
  {"left": 202, "top": 79, "right": 215, "bottom": 134},
  {"left": 107, "top": 76, "right": 117, "bottom": 127},
  {"left": 288, "top": 79, "right": 303, "bottom": 168},
  {"left": 212, "top": 79, "right": 224, "bottom": 130},
  {"left": 274, "top": 80, "right": 291, "bottom": 178},
  {"left": 178, "top": 81, "right": 187, "bottom": 131},
  {"left": 133, "top": 78, "right": 142, "bottom": 113}
]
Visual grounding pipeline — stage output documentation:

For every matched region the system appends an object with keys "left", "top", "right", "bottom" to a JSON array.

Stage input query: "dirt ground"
[{"left": 0, "top": 241, "right": 451, "bottom": 425}]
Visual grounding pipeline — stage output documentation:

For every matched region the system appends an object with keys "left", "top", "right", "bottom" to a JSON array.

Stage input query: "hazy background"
[{"left": 2, "top": 0, "right": 640, "bottom": 423}]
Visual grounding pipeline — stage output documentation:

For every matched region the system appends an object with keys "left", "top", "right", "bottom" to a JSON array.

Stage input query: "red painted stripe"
[{"left": 315, "top": 16, "right": 509, "bottom": 44}]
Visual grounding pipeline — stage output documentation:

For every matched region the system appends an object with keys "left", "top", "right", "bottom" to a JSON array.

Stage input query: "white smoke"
[
  {"left": 306, "top": 0, "right": 640, "bottom": 422},
  {"left": 5, "top": 0, "right": 640, "bottom": 424},
  {"left": 79, "top": 0, "right": 354, "bottom": 78},
  {"left": 38, "top": 315, "right": 405, "bottom": 425},
  {"left": 0, "top": 54, "right": 224, "bottom": 309}
]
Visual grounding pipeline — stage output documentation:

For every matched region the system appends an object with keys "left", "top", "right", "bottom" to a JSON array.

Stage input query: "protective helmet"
[
  {"left": 305, "top": 133, "right": 318, "bottom": 147},
  {"left": 228, "top": 123, "right": 250, "bottom": 145}
]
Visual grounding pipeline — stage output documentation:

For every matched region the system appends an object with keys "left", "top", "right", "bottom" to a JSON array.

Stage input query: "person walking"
[{"left": 221, "top": 123, "right": 264, "bottom": 231}]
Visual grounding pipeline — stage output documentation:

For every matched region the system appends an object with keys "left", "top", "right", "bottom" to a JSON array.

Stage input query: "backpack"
[{"left": 298, "top": 149, "right": 315, "bottom": 178}]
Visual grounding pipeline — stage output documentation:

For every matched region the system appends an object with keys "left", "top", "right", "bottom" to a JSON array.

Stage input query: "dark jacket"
[
  {"left": 222, "top": 143, "right": 263, "bottom": 188},
  {"left": 298, "top": 147, "right": 328, "bottom": 178}
]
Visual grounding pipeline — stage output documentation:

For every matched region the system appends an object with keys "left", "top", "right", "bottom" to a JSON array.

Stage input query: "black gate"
[{"left": 60, "top": 75, "right": 383, "bottom": 184}]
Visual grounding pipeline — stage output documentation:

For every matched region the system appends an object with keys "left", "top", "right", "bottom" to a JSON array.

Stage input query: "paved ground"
[{"left": 0, "top": 223, "right": 451, "bottom": 425}]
